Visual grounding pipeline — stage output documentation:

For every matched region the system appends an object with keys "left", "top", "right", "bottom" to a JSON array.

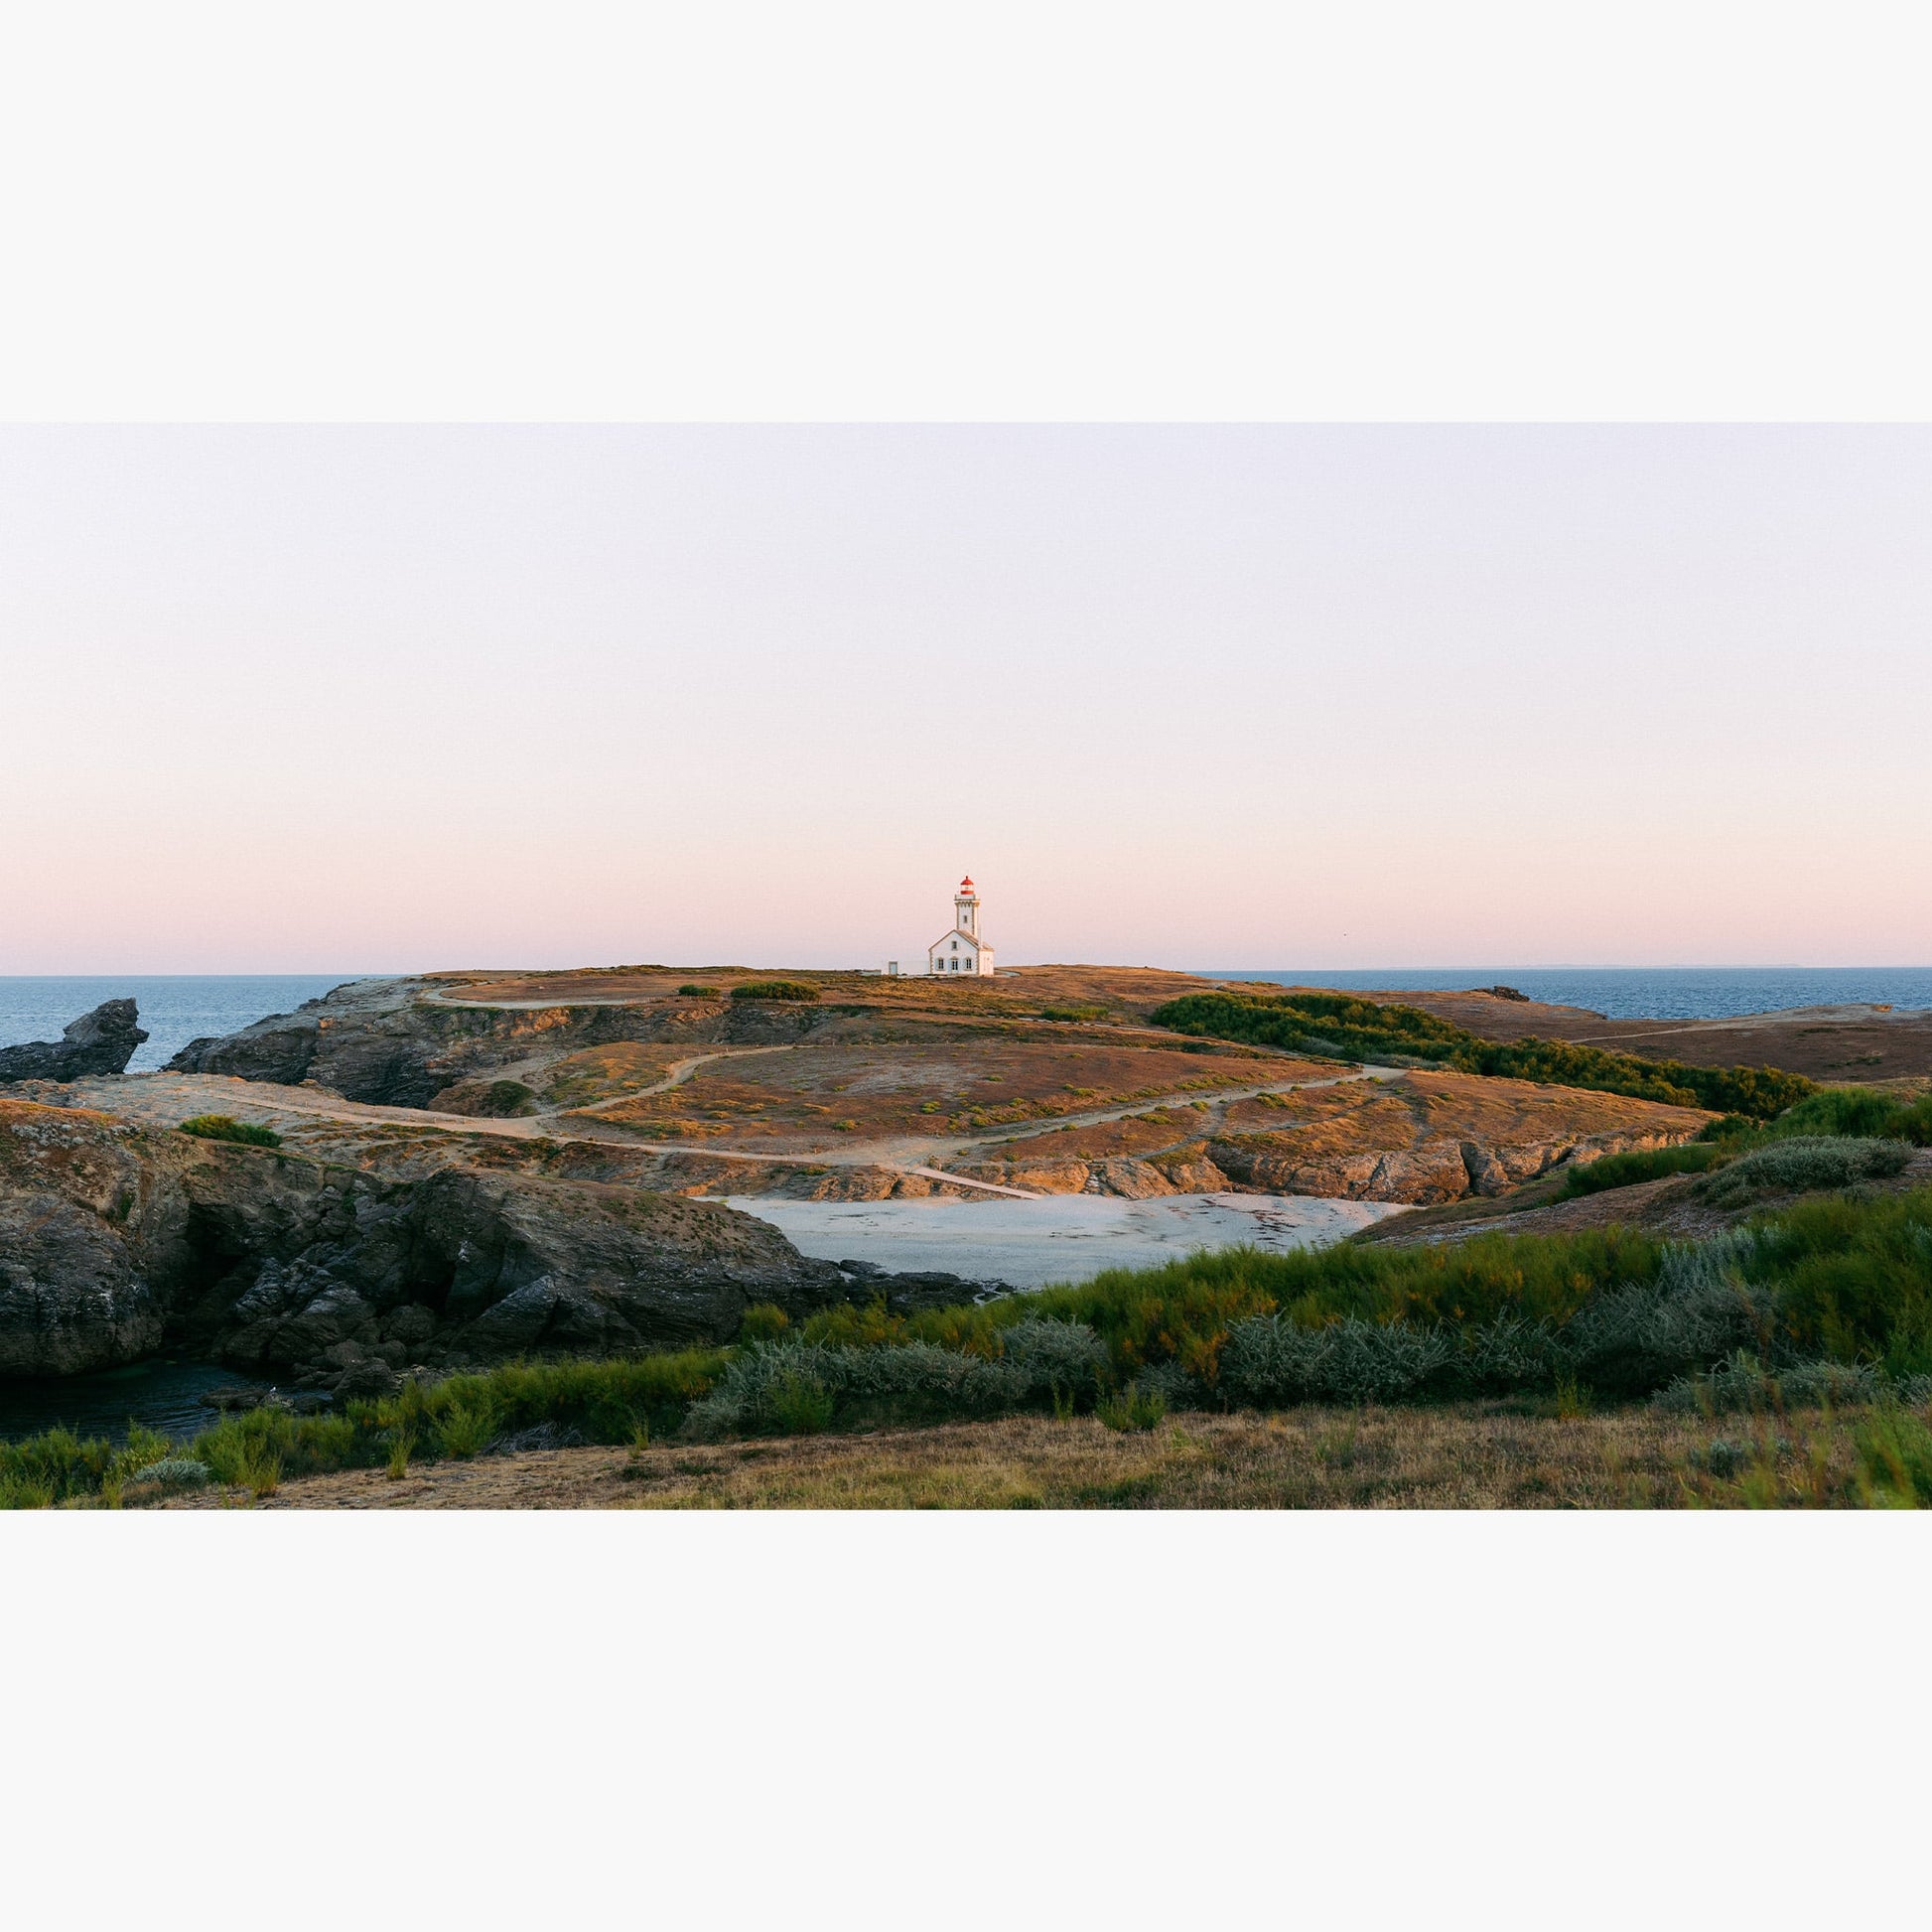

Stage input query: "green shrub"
[
  {"left": 370, "top": 1352, "right": 727, "bottom": 1448},
  {"left": 765, "top": 1372, "right": 835, "bottom": 1435},
  {"left": 130, "top": 1455, "right": 210, "bottom": 1490},
  {"left": 1765, "top": 1086, "right": 1932, "bottom": 1147},
  {"left": 1653, "top": 1352, "right": 1884, "bottom": 1415},
  {"left": 179, "top": 1114, "right": 283, "bottom": 1148},
  {"left": 194, "top": 1407, "right": 359, "bottom": 1486},
  {"left": 678, "top": 984, "right": 721, "bottom": 999},
  {"left": 730, "top": 980, "right": 820, "bottom": 1004},
  {"left": 1856, "top": 1406, "right": 1932, "bottom": 1506},
  {"left": 1096, "top": 1382, "right": 1168, "bottom": 1432},
  {"left": 738, "top": 1303, "right": 791, "bottom": 1342},
  {"left": 1558, "top": 1142, "right": 1723, "bottom": 1197},
  {"left": 1695, "top": 1137, "right": 1912, "bottom": 1207},
  {"left": 450, "top": 1079, "right": 540, "bottom": 1118},
  {"left": 1150, "top": 991, "right": 1815, "bottom": 1118},
  {"left": 436, "top": 1403, "right": 495, "bottom": 1458}
]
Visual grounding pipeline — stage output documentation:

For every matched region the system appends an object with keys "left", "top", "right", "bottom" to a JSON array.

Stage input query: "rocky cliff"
[
  {"left": 167, "top": 978, "right": 829, "bottom": 1107},
  {"left": 0, "top": 1097, "right": 866, "bottom": 1386},
  {"left": 0, "top": 1000, "right": 149, "bottom": 1083}
]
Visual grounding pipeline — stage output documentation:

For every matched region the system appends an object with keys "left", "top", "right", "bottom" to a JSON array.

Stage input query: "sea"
[
  {"left": 0, "top": 975, "right": 365, "bottom": 1070},
  {"left": 1200, "top": 967, "right": 1932, "bottom": 1021}
]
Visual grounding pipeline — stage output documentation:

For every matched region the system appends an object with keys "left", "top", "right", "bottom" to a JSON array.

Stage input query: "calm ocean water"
[
  {"left": 0, "top": 975, "right": 366, "bottom": 1071},
  {"left": 1203, "top": 968, "right": 1932, "bottom": 1021}
]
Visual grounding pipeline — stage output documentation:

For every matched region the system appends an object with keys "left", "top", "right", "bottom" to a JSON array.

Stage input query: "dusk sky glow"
[{"left": 4, "top": 424, "right": 1928, "bottom": 974}]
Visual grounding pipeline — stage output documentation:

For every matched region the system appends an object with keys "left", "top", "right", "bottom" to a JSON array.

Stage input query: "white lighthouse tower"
[{"left": 927, "top": 876, "right": 995, "bottom": 977}]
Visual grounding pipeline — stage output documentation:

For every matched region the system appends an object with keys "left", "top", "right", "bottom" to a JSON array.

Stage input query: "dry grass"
[
  {"left": 162, "top": 1403, "right": 1891, "bottom": 1510},
  {"left": 589, "top": 1034, "right": 1287, "bottom": 1150}
]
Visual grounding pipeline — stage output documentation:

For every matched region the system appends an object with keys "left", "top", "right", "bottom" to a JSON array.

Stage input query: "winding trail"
[{"left": 66, "top": 1057, "right": 1403, "bottom": 1204}]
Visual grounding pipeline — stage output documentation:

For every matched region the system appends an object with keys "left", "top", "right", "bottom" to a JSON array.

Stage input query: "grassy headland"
[{"left": 1150, "top": 989, "right": 1817, "bottom": 1118}]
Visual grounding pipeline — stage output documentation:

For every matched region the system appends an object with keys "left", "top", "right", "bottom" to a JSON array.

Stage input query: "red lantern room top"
[{"left": 959, "top": 876, "right": 976, "bottom": 892}]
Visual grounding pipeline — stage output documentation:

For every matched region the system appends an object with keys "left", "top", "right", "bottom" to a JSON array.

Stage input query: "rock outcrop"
[
  {"left": 168, "top": 978, "right": 830, "bottom": 1107},
  {"left": 0, "top": 1101, "right": 189, "bottom": 1373},
  {"left": 0, "top": 1097, "right": 995, "bottom": 1386},
  {"left": 0, "top": 1000, "right": 148, "bottom": 1083}
]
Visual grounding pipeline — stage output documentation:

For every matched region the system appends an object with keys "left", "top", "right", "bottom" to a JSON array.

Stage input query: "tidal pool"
[
  {"left": 720, "top": 1190, "right": 1409, "bottom": 1291},
  {"left": 0, "top": 1360, "right": 256, "bottom": 1444}
]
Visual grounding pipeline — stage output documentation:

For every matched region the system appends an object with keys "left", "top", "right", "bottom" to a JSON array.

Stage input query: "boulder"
[
  {"left": 335, "top": 1359, "right": 401, "bottom": 1402},
  {"left": 0, "top": 1000, "right": 149, "bottom": 1083}
]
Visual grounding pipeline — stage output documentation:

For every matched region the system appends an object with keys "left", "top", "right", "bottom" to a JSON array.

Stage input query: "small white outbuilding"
[{"left": 928, "top": 876, "right": 995, "bottom": 976}]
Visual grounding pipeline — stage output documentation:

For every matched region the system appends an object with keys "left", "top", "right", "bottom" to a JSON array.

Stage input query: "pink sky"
[{"left": 3, "top": 424, "right": 1927, "bottom": 974}]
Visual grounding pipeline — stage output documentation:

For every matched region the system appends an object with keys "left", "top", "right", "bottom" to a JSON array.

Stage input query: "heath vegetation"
[{"left": 1151, "top": 990, "right": 1816, "bottom": 1118}]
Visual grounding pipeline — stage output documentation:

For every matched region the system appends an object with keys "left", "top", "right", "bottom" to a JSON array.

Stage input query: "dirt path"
[
  {"left": 563, "top": 1043, "right": 800, "bottom": 1114},
  {"left": 65, "top": 1060, "right": 1400, "bottom": 1201}
]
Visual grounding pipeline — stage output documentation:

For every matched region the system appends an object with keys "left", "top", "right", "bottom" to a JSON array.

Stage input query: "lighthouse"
[{"left": 927, "top": 876, "right": 996, "bottom": 977}]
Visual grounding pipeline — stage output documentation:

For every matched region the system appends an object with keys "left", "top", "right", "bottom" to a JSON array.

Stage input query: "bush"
[
  {"left": 1765, "top": 1086, "right": 1932, "bottom": 1147},
  {"left": 179, "top": 1114, "right": 282, "bottom": 1148},
  {"left": 730, "top": 980, "right": 820, "bottom": 1004},
  {"left": 131, "top": 1456, "right": 209, "bottom": 1490},
  {"left": 738, "top": 1303, "right": 791, "bottom": 1342},
  {"left": 440, "top": 1079, "right": 540, "bottom": 1118},
  {"left": 1150, "top": 991, "right": 1816, "bottom": 1118},
  {"left": 1096, "top": 1382, "right": 1168, "bottom": 1431},
  {"left": 1744, "top": 1191, "right": 1932, "bottom": 1370},
  {"left": 765, "top": 1372, "right": 835, "bottom": 1435},
  {"left": 1653, "top": 1351, "right": 1884, "bottom": 1416},
  {"left": 1219, "top": 1314, "right": 1458, "bottom": 1406},
  {"left": 683, "top": 1338, "right": 1034, "bottom": 1438},
  {"left": 436, "top": 1403, "right": 496, "bottom": 1458},
  {"left": 372, "top": 1352, "right": 727, "bottom": 1448},
  {"left": 1558, "top": 1142, "right": 1722, "bottom": 1197},
  {"left": 678, "top": 984, "right": 721, "bottom": 998},
  {"left": 195, "top": 1407, "right": 359, "bottom": 1486},
  {"left": 1856, "top": 1407, "right": 1932, "bottom": 1506},
  {"left": 1563, "top": 1230, "right": 1780, "bottom": 1396},
  {"left": 1695, "top": 1137, "right": 1912, "bottom": 1207}
]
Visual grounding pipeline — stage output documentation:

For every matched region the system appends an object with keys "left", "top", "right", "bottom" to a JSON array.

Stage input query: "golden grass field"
[{"left": 166, "top": 1402, "right": 1895, "bottom": 1511}]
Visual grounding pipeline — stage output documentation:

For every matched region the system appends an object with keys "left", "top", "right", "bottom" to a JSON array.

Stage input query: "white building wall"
[{"left": 927, "top": 933, "right": 994, "bottom": 975}]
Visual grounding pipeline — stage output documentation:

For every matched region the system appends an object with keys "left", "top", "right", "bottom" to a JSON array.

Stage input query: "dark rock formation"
[
  {"left": 169, "top": 979, "right": 832, "bottom": 1107},
  {"left": 170, "top": 1013, "right": 322, "bottom": 1087},
  {"left": 0, "top": 1102, "right": 191, "bottom": 1374},
  {"left": 0, "top": 1000, "right": 149, "bottom": 1083},
  {"left": 0, "top": 1096, "right": 986, "bottom": 1386}
]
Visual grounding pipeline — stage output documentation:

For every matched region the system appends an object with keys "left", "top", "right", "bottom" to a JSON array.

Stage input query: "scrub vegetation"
[
  {"left": 12, "top": 1172, "right": 1932, "bottom": 1506},
  {"left": 177, "top": 1114, "right": 282, "bottom": 1148},
  {"left": 1557, "top": 1142, "right": 1723, "bottom": 1196},
  {"left": 1150, "top": 990, "right": 1816, "bottom": 1118}
]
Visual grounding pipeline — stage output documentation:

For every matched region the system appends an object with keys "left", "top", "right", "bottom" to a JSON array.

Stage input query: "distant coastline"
[{"left": 1199, "top": 967, "right": 1932, "bottom": 1021}]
